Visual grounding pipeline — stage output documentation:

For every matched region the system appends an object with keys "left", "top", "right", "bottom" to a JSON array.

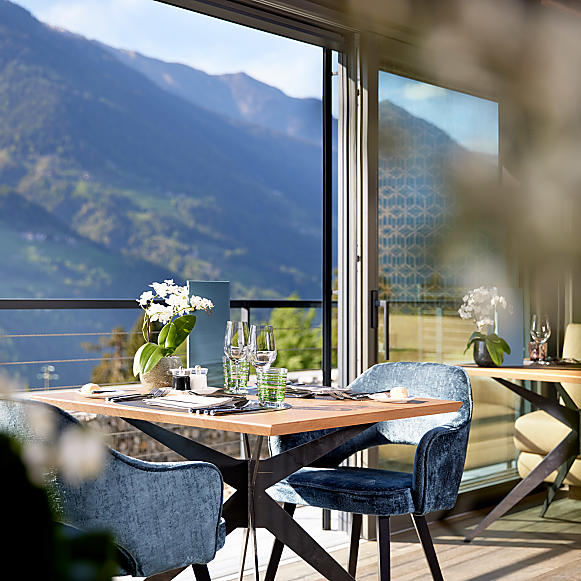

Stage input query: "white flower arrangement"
[
  {"left": 458, "top": 286, "right": 509, "bottom": 332},
  {"left": 133, "top": 280, "right": 213, "bottom": 376},
  {"left": 459, "top": 286, "right": 512, "bottom": 366}
]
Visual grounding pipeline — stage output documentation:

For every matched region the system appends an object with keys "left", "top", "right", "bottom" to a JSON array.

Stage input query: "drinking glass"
[
  {"left": 257, "top": 367, "right": 287, "bottom": 408},
  {"left": 249, "top": 324, "right": 277, "bottom": 371},
  {"left": 224, "top": 321, "right": 250, "bottom": 393},
  {"left": 531, "top": 314, "right": 551, "bottom": 365},
  {"left": 223, "top": 357, "right": 250, "bottom": 394}
]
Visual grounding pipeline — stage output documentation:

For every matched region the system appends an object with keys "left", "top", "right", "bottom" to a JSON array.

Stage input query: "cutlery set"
[{"left": 105, "top": 386, "right": 392, "bottom": 414}]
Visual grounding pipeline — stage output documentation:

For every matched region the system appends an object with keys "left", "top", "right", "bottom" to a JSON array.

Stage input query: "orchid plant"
[
  {"left": 133, "top": 280, "right": 213, "bottom": 376},
  {"left": 459, "top": 286, "right": 512, "bottom": 366}
]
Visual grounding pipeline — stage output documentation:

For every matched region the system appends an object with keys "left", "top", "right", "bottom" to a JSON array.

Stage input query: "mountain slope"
[
  {"left": 0, "top": 187, "right": 175, "bottom": 298},
  {"left": 0, "top": 0, "right": 323, "bottom": 298},
  {"left": 105, "top": 46, "right": 330, "bottom": 145}
]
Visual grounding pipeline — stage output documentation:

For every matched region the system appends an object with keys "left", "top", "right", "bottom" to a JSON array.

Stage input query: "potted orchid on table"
[
  {"left": 459, "top": 286, "right": 512, "bottom": 367},
  {"left": 133, "top": 280, "right": 213, "bottom": 390}
]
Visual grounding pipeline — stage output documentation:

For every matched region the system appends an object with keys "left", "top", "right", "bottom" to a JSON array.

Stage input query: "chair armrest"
[
  {"left": 411, "top": 422, "right": 470, "bottom": 515},
  {"left": 57, "top": 455, "right": 224, "bottom": 577}
]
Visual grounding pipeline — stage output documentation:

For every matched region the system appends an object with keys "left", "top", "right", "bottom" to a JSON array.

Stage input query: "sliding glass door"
[{"left": 371, "top": 68, "right": 520, "bottom": 486}]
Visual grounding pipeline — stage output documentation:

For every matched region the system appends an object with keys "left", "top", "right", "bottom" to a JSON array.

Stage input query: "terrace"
[{"left": 1, "top": 0, "right": 581, "bottom": 580}]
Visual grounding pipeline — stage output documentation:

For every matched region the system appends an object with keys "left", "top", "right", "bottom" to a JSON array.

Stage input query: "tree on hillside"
[{"left": 268, "top": 296, "right": 321, "bottom": 371}]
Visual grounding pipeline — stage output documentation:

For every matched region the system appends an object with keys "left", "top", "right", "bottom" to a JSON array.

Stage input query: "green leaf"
[
  {"left": 485, "top": 337, "right": 504, "bottom": 366},
  {"left": 161, "top": 315, "right": 196, "bottom": 351},
  {"left": 157, "top": 322, "right": 172, "bottom": 348},
  {"left": 141, "top": 346, "right": 167, "bottom": 374},
  {"left": 498, "top": 337, "right": 511, "bottom": 355},
  {"left": 464, "top": 331, "right": 486, "bottom": 353},
  {"left": 133, "top": 342, "right": 157, "bottom": 376}
]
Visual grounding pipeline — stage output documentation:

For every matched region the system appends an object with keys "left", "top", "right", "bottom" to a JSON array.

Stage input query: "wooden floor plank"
[{"left": 242, "top": 498, "right": 581, "bottom": 581}]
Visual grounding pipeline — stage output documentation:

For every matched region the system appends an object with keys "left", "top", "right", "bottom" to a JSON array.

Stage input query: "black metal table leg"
[
  {"left": 122, "top": 418, "right": 371, "bottom": 580},
  {"left": 539, "top": 454, "right": 576, "bottom": 517},
  {"left": 239, "top": 435, "right": 252, "bottom": 581},
  {"left": 248, "top": 436, "right": 264, "bottom": 581},
  {"left": 258, "top": 495, "right": 355, "bottom": 581},
  {"left": 463, "top": 376, "right": 580, "bottom": 541},
  {"left": 465, "top": 430, "right": 578, "bottom": 542},
  {"left": 264, "top": 503, "right": 296, "bottom": 581}
]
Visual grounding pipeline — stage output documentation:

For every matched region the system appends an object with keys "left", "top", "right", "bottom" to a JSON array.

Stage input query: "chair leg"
[
  {"left": 144, "top": 567, "right": 187, "bottom": 581},
  {"left": 192, "top": 564, "right": 211, "bottom": 581},
  {"left": 348, "top": 513, "right": 362, "bottom": 577},
  {"left": 264, "top": 502, "right": 296, "bottom": 581},
  {"left": 376, "top": 516, "right": 390, "bottom": 581},
  {"left": 411, "top": 514, "right": 443, "bottom": 581}
]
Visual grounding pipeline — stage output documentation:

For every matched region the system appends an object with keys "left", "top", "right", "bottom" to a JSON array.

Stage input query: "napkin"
[{"left": 144, "top": 393, "right": 232, "bottom": 410}]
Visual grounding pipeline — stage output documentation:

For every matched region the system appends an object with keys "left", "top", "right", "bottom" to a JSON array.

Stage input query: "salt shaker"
[{"left": 188, "top": 365, "right": 208, "bottom": 391}]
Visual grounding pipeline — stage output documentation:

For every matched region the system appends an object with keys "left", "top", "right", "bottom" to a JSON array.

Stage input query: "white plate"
[
  {"left": 77, "top": 389, "right": 127, "bottom": 399},
  {"left": 368, "top": 393, "right": 415, "bottom": 403},
  {"left": 190, "top": 386, "right": 221, "bottom": 395}
]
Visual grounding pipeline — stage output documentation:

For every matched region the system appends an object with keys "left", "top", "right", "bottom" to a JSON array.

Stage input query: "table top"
[
  {"left": 462, "top": 364, "right": 581, "bottom": 383},
  {"left": 26, "top": 388, "right": 462, "bottom": 437}
]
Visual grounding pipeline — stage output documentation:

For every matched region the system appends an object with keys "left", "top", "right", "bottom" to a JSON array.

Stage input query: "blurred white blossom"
[
  {"left": 57, "top": 426, "right": 107, "bottom": 486},
  {"left": 458, "top": 286, "right": 511, "bottom": 332}
]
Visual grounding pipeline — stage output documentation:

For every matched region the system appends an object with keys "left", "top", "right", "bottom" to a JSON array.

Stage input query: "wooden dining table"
[
  {"left": 28, "top": 387, "right": 461, "bottom": 581},
  {"left": 462, "top": 364, "right": 581, "bottom": 542}
]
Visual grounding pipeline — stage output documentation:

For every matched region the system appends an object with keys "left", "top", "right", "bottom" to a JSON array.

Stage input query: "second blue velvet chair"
[{"left": 266, "top": 361, "right": 472, "bottom": 581}]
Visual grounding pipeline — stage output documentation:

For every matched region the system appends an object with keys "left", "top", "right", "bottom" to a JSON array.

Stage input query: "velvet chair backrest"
[
  {"left": 0, "top": 398, "right": 224, "bottom": 576},
  {"left": 270, "top": 362, "right": 472, "bottom": 466}
]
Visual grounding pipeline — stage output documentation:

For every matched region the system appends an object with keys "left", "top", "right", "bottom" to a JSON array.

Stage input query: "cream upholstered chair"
[{"left": 514, "top": 323, "right": 581, "bottom": 507}]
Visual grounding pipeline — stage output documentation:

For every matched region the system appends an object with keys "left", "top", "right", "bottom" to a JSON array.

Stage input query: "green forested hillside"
[{"left": 0, "top": 187, "right": 174, "bottom": 297}]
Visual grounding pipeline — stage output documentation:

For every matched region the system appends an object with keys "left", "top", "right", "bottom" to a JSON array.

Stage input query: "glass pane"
[{"left": 376, "top": 71, "right": 518, "bottom": 485}]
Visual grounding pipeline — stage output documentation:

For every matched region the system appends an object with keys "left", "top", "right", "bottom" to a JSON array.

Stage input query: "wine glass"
[
  {"left": 224, "top": 321, "right": 249, "bottom": 363},
  {"left": 530, "top": 314, "right": 551, "bottom": 365},
  {"left": 224, "top": 321, "right": 250, "bottom": 393},
  {"left": 249, "top": 324, "right": 277, "bottom": 371}
]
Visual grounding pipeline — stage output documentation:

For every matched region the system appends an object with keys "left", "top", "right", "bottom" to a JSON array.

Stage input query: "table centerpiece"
[{"left": 133, "top": 279, "right": 213, "bottom": 390}]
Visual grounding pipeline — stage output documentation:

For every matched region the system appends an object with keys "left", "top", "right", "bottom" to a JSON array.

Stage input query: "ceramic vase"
[
  {"left": 139, "top": 355, "right": 181, "bottom": 392},
  {"left": 473, "top": 339, "right": 497, "bottom": 367}
]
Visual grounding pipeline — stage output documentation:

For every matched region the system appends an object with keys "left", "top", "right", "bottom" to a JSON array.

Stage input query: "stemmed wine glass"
[
  {"left": 530, "top": 314, "right": 551, "bottom": 365},
  {"left": 224, "top": 321, "right": 250, "bottom": 392},
  {"left": 249, "top": 324, "right": 277, "bottom": 371}
]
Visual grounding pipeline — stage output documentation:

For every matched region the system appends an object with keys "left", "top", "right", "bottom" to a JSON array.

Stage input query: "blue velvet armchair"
[
  {"left": 0, "top": 398, "right": 225, "bottom": 580},
  {"left": 266, "top": 362, "right": 472, "bottom": 581}
]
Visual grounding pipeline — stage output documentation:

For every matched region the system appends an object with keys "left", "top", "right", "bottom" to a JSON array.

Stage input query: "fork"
[
  {"left": 328, "top": 391, "right": 370, "bottom": 401},
  {"left": 107, "top": 387, "right": 171, "bottom": 402}
]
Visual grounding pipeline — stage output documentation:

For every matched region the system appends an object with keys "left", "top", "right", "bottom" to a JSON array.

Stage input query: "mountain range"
[{"left": 0, "top": 0, "right": 329, "bottom": 300}]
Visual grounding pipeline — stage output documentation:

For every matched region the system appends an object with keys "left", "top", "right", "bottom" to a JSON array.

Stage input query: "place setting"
[{"left": 77, "top": 313, "right": 418, "bottom": 416}]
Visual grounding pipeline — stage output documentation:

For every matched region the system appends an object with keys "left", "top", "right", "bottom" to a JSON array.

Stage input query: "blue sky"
[
  {"left": 379, "top": 72, "right": 499, "bottom": 155},
  {"left": 16, "top": 0, "right": 323, "bottom": 100}
]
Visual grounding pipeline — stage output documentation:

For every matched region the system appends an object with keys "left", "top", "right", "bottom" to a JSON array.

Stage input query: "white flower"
[
  {"left": 57, "top": 426, "right": 107, "bottom": 485},
  {"left": 459, "top": 287, "right": 511, "bottom": 331},
  {"left": 138, "top": 291, "right": 154, "bottom": 307},
  {"left": 146, "top": 303, "right": 173, "bottom": 324},
  {"left": 150, "top": 281, "right": 171, "bottom": 298}
]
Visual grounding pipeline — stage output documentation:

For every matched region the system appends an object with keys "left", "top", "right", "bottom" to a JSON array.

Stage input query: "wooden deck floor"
[{"left": 241, "top": 498, "right": 581, "bottom": 581}]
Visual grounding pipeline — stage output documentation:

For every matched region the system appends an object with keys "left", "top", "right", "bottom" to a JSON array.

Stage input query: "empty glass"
[
  {"left": 224, "top": 321, "right": 249, "bottom": 363},
  {"left": 257, "top": 367, "right": 287, "bottom": 408},
  {"left": 530, "top": 314, "right": 551, "bottom": 365},
  {"left": 249, "top": 324, "right": 277, "bottom": 371},
  {"left": 224, "top": 321, "right": 250, "bottom": 393}
]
